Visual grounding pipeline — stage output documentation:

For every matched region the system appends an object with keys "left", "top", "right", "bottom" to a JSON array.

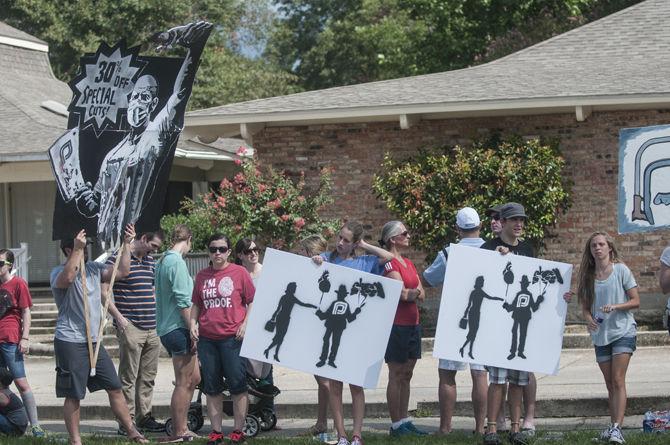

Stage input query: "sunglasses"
[
  {"left": 244, "top": 247, "right": 260, "bottom": 255},
  {"left": 208, "top": 246, "right": 229, "bottom": 254},
  {"left": 1, "top": 261, "right": 11, "bottom": 267},
  {"left": 394, "top": 231, "right": 409, "bottom": 238}
]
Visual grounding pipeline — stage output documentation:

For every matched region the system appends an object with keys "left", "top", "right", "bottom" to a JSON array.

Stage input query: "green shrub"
[
  {"left": 372, "top": 137, "right": 571, "bottom": 258},
  {"left": 161, "top": 153, "right": 339, "bottom": 252}
]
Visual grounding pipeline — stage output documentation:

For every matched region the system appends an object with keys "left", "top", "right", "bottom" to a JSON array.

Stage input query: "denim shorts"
[
  {"left": 487, "top": 366, "right": 530, "bottom": 386},
  {"left": 438, "top": 359, "right": 486, "bottom": 372},
  {"left": 198, "top": 337, "right": 247, "bottom": 396},
  {"left": 595, "top": 336, "right": 636, "bottom": 363},
  {"left": 160, "top": 328, "right": 192, "bottom": 357},
  {"left": 0, "top": 343, "right": 26, "bottom": 379},
  {"left": 385, "top": 325, "right": 422, "bottom": 363}
]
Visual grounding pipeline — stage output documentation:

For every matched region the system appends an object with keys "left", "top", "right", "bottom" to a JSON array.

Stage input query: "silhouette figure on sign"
[
  {"left": 531, "top": 266, "right": 564, "bottom": 293},
  {"left": 350, "top": 277, "right": 385, "bottom": 307},
  {"left": 315, "top": 284, "right": 364, "bottom": 368},
  {"left": 504, "top": 275, "right": 545, "bottom": 360},
  {"left": 458, "top": 276, "right": 504, "bottom": 360},
  {"left": 263, "top": 282, "right": 317, "bottom": 362},
  {"left": 318, "top": 271, "right": 331, "bottom": 306},
  {"left": 503, "top": 261, "right": 514, "bottom": 297}
]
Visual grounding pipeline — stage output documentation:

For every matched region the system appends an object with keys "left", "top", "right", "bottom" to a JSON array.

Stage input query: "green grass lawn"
[{"left": 2, "top": 431, "right": 670, "bottom": 445}]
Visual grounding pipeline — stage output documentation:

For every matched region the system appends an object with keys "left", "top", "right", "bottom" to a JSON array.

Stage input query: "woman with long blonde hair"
[{"left": 577, "top": 232, "right": 639, "bottom": 445}]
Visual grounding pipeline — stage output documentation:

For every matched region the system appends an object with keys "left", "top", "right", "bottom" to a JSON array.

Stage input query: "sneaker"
[
  {"left": 351, "top": 435, "right": 364, "bottom": 445},
  {"left": 207, "top": 430, "right": 225, "bottom": 445},
  {"left": 608, "top": 425, "right": 625, "bottom": 444},
  {"left": 31, "top": 425, "right": 46, "bottom": 437},
  {"left": 389, "top": 423, "right": 411, "bottom": 437},
  {"left": 509, "top": 431, "right": 529, "bottom": 445},
  {"left": 404, "top": 421, "right": 428, "bottom": 436},
  {"left": 336, "top": 437, "right": 350, "bottom": 445},
  {"left": 483, "top": 432, "right": 502, "bottom": 445},
  {"left": 137, "top": 414, "right": 166, "bottom": 433},
  {"left": 599, "top": 424, "right": 612, "bottom": 441},
  {"left": 229, "top": 430, "right": 246, "bottom": 444},
  {"left": 520, "top": 427, "right": 536, "bottom": 437},
  {"left": 117, "top": 425, "right": 128, "bottom": 436}
]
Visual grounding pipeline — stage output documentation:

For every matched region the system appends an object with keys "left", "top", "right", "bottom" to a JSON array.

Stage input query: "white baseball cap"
[{"left": 456, "top": 207, "right": 481, "bottom": 229}]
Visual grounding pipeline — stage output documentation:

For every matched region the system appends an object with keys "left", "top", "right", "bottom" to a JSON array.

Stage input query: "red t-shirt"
[
  {"left": 0, "top": 276, "right": 32, "bottom": 344},
  {"left": 192, "top": 264, "right": 255, "bottom": 339},
  {"left": 384, "top": 257, "right": 420, "bottom": 326}
]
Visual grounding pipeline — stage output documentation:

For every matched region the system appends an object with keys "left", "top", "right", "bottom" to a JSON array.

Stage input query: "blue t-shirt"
[
  {"left": 51, "top": 261, "right": 108, "bottom": 343},
  {"left": 320, "top": 253, "right": 384, "bottom": 275},
  {"left": 423, "top": 237, "right": 485, "bottom": 287}
]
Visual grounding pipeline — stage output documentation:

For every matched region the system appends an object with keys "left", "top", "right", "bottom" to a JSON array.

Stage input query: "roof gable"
[{"left": 187, "top": 0, "right": 668, "bottom": 127}]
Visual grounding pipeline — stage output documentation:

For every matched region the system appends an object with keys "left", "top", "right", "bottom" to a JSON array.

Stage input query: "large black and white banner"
[
  {"left": 433, "top": 245, "right": 573, "bottom": 375},
  {"left": 48, "top": 22, "right": 212, "bottom": 245},
  {"left": 241, "top": 249, "right": 402, "bottom": 388}
]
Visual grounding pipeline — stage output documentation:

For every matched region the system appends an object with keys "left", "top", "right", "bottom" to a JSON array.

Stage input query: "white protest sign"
[
  {"left": 433, "top": 244, "right": 573, "bottom": 375},
  {"left": 241, "top": 248, "right": 402, "bottom": 388}
]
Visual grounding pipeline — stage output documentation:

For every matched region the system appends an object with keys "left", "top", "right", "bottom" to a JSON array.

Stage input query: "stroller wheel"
[
  {"left": 188, "top": 411, "right": 204, "bottom": 433},
  {"left": 244, "top": 414, "right": 260, "bottom": 437},
  {"left": 259, "top": 409, "right": 277, "bottom": 431},
  {"left": 164, "top": 418, "right": 174, "bottom": 437}
]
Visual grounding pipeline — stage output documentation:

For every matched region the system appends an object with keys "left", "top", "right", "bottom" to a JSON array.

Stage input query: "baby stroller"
[{"left": 165, "top": 359, "right": 280, "bottom": 438}]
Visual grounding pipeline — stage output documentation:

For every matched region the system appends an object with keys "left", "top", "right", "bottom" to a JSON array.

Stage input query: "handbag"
[
  {"left": 264, "top": 319, "right": 276, "bottom": 332},
  {"left": 459, "top": 317, "right": 468, "bottom": 330}
]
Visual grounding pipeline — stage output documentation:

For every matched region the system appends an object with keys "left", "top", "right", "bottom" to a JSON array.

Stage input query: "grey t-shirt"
[
  {"left": 661, "top": 246, "right": 670, "bottom": 267},
  {"left": 590, "top": 263, "right": 638, "bottom": 346},
  {"left": 51, "top": 261, "right": 108, "bottom": 343}
]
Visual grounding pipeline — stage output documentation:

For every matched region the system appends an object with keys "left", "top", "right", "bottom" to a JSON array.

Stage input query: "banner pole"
[
  {"left": 90, "top": 241, "right": 126, "bottom": 377},
  {"left": 80, "top": 256, "right": 95, "bottom": 375}
]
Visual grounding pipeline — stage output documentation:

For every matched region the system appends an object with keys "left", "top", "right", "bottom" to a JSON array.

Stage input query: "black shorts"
[
  {"left": 384, "top": 324, "right": 422, "bottom": 364},
  {"left": 54, "top": 338, "right": 122, "bottom": 400}
]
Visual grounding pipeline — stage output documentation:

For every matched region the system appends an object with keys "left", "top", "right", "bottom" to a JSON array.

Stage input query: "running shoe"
[
  {"left": 482, "top": 432, "right": 502, "bottom": 445},
  {"left": 229, "top": 429, "right": 246, "bottom": 444},
  {"left": 608, "top": 424, "right": 625, "bottom": 444},
  {"left": 336, "top": 436, "right": 350, "bottom": 445},
  {"left": 389, "top": 423, "right": 411, "bottom": 437},
  {"left": 351, "top": 435, "right": 364, "bottom": 445},
  {"left": 599, "top": 424, "right": 612, "bottom": 441},
  {"left": 31, "top": 425, "right": 46, "bottom": 437},
  {"left": 404, "top": 421, "right": 428, "bottom": 435},
  {"left": 206, "top": 430, "right": 224, "bottom": 445}
]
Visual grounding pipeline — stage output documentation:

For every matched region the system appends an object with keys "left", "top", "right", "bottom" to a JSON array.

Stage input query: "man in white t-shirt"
[{"left": 423, "top": 207, "right": 489, "bottom": 435}]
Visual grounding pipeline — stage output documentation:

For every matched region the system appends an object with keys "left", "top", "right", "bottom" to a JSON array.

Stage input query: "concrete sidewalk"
[{"left": 23, "top": 346, "right": 670, "bottom": 421}]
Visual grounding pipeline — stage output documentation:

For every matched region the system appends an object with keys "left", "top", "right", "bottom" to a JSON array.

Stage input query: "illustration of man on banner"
[
  {"left": 74, "top": 23, "right": 207, "bottom": 245},
  {"left": 49, "top": 21, "right": 212, "bottom": 245}
]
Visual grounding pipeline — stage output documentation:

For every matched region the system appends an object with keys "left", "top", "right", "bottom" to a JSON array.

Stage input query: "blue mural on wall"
[{"left": 619, "top": 124, "right": 670, "bottom": 233}]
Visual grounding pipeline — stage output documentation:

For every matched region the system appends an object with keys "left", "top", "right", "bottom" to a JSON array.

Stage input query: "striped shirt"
[{"left": 107, "top": 253, "right": 157, "bottom": 330}]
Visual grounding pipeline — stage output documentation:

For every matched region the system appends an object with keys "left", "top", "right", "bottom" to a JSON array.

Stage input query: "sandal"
[
  {"left": 298, "top": 424, "right": 327, "bottom": 437},
  {"left": 128, "top": 433, "right": 149, "bottom": 444}
]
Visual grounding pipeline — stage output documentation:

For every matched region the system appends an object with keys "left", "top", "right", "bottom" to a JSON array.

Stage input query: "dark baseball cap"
[
  {"left": 485, "top": 204, "right": 504, "bottom": 217},
  {"left": 499, "top": 202, "right": 527, "bottom": 219}
]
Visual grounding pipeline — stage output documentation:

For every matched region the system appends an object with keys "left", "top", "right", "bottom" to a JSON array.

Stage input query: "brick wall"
[{"left": 252, "top": 109, "right": 670, "bottom": 325}]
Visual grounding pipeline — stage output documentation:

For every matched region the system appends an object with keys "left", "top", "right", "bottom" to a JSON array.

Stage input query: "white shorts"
[{"left": 438, "top": 359, "right": 486, "bottom": 372}]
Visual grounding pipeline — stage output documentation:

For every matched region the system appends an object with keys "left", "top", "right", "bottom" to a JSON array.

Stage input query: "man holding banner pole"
[{"left": 51, "top": 224, "right": 147, "bottom": 445}]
